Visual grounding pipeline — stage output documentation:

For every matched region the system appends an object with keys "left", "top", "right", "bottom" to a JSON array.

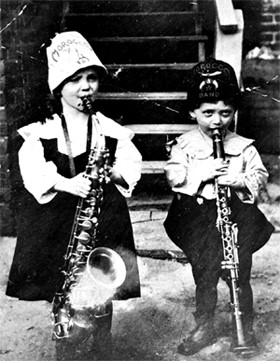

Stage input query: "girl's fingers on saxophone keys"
[
  {"left": 78, "top": 180, "right": 91, "bottom": 197},
  {"left": 75, "top": 173, "right": 91, "bottom": 187},
  {"left": 65, "top": 175, "right": 91, "bottom": 197}
]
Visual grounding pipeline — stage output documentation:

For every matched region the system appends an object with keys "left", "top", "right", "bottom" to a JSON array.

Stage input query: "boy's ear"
[{"left": 189, "top": 110, "right": 196, "bottom": 119}]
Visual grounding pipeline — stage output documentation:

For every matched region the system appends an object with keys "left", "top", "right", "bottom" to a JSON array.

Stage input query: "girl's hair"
[{"left": 44, "top": 89, "right": 62, "bottom": 120}]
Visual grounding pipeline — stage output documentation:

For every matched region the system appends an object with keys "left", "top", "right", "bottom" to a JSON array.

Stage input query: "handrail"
[
  {"left": 213, "top": 0, "right": 238, "bottom": 34},
  {"left": 125, "top": 124, "right": 197, "bottom": 134},
  {"left": 97, "top": 92, "right": 187, "bottom": 100},
  {"left": 214, "top": 9, "right": 244, "bottom": 85}
]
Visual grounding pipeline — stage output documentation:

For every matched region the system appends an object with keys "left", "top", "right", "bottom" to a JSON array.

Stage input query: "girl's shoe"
[{"left": 178, "top": 322, "right": 217, "bottom": 356}]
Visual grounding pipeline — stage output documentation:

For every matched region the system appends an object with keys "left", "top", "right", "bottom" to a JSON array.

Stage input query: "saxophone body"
[
  {"left": 51, "top": 97, "right": 126, "bottom": 339},
  {"left": 212, "top": 129, "right": 247, "bottom": 350}
]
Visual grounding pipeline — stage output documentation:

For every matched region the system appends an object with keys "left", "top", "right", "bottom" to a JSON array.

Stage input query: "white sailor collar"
[
  {"left": 18, "top": 116, "right": 61, "bottom": 140},
  {"left": 177, "top": 127, "right": 254, "bottom": 159}
]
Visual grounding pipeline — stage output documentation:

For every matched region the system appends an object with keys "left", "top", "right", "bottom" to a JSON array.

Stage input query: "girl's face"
[
  {"left": 189, "top": 100, "right": 236, "bottom": 137},
  {"left": 60, "top": 68, "right": 99, "bottom": 112}
]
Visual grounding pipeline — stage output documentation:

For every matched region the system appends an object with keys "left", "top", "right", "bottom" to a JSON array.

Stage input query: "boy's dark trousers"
[
  {"left": 181, "top": 232, "right": 255, "bottom": 354},
  {"left": 193, "top": 250, "right": 254, "bottom": 333},
  {"left": 165, "top": 193, "right": 274, "bottom": 355}
]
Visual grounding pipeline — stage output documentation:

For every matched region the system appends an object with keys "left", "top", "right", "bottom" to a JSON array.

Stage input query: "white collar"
[{"left": 177, "top": 128, "right": 254, "bottom": 159}]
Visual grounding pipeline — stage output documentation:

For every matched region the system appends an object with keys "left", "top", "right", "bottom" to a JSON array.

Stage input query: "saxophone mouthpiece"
[{"left": 80, "top": 96, "right": 96, "bottom": 114}]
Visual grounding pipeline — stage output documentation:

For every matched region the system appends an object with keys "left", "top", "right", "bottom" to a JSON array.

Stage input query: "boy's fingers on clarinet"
[
  {"left": 217, "top": 175, "right": 232, "bottom": 185},
  {"left": 213, "top": 158, "right": 229, "bottom": 169}
]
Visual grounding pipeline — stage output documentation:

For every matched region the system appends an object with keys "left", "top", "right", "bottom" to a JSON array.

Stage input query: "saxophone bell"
[{"left": 87, "top": 247, "right": 126, "bottom": 289}]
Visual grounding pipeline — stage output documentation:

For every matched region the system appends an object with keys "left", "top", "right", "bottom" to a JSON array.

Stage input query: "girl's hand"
[
  {"left": 202, "top": 159, "right": 229, "bottom": 182},
  {"left": 54, "top": 172, "right": 92, "bottom": 198}
]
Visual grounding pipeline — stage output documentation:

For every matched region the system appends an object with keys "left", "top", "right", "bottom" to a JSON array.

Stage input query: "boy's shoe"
[{"left": 178, "top": 323, "right": 217, "bottom": 356}]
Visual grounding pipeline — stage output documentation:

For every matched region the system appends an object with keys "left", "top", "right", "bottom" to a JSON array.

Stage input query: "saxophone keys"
[
  {"left": 76, "top": 231, "right": 91, "bottom": 244},
  {"left": 76, "top": 244, "right": 87, "bottom": 252},
  {"left": 80, "top": 220, "right": 93, "bottom": 230},
  {"left": 90, "top": 189, "right": 97, "bottom": 196},
  {"left": 68, "top": 256, "right": 77, "bottom": 268},
  {"left": 87, "top": 199, "right": 97, "bottom": 207},
  {"left": 82, "top": 207, "right": 94, "bottom": 218}
]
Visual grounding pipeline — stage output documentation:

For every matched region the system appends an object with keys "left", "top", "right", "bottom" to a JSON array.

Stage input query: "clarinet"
[{"left": 212, "top": 129, "right": 248, "bottom": 351}]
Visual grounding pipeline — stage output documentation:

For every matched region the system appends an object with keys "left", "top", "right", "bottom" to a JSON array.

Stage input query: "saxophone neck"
[
  {"left": 80, "top": 96, "right": 105, "bottom": 151},
  {"left": 91, "top": 114, "right": 106, "bottom": 152}
]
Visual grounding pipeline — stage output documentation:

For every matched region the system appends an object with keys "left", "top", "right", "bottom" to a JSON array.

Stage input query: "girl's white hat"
[{"left": 47, "top": 31, "right": 107, "bottom": 92}]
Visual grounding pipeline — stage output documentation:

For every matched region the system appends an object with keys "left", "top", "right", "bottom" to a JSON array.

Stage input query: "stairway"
[
  {"left": 63, "top": 1, "right": 213, "bottom": 176},
  {"left": 63, "top": 0, "right": 243, "bottom": 189}
]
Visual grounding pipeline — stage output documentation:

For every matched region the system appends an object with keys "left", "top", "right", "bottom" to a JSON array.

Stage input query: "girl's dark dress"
[{"left": 6, "top": 135, "right": 140, "bottom": 303}]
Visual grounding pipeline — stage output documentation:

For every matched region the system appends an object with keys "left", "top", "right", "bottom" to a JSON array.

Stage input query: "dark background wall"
[{"left": 1, "top": 0, "right": 66, "bottom": 235}]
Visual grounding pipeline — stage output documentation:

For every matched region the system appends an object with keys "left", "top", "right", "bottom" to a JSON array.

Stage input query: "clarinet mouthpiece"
[
  {"left": 212, "top": 128, "right": 225, "bottom": 160},
  {"left": 212, "top": 128, "right": 221, "bottom": 135}
]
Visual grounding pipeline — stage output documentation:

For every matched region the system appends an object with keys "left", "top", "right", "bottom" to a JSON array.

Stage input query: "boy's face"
[
  {"left": 189, "top": 100, "right": 236, "bottom": 137},
  {"left": 60, "top": 68, "right": 99, "bottom": 112}
]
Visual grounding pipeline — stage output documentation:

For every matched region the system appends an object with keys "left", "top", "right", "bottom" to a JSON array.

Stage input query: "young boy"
[{"left": 164, "top": 58, "right": 274, "bottom": 357}]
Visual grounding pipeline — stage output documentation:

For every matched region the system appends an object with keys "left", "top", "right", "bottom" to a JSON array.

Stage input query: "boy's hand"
[
  {"left": 202, "top": 159, "right": 229, "bottom": 182},
  {"left": 54, "top": 172, "right": 92, "bottom": 198},
  {"left": 217, "top": 174, "right": 244, "bottom": 189}
]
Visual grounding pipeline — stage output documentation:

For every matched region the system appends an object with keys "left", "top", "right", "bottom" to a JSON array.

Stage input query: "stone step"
[
  {"left": 69, "top": 1, "right": 197, "bottom": 14},
  {"left": 66, "top": 12, "right": 203, "bottom": 37}
]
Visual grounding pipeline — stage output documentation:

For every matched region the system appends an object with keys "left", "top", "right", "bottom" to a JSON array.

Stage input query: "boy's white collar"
[{"left": 177, "top": 128, "right": 254, "bottom": 158}]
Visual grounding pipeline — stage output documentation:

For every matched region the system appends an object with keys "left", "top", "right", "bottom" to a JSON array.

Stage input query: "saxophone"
[
  {"left": 212, "top": 129, "right": 252, "bottom": 353},
  {"left": 51, "top": 97, "right": 126, "bottom": 339}
]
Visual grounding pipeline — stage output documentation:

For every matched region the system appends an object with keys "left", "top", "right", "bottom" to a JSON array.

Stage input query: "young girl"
[
  {"left": 6, "top": 31, "right": 142, "bottom": 360},
  {"left": 164, "top": 58, "right": 274, "bottom": 357}
]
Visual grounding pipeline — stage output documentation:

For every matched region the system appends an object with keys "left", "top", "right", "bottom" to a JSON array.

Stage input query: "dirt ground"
[{"left": 1, "top": 182, "right": 279, "bottom": 361}]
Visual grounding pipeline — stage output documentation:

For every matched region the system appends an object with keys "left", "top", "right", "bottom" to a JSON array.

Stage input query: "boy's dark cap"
[{"left": 187, "top": 58, "right": 241, "bottom": 109}]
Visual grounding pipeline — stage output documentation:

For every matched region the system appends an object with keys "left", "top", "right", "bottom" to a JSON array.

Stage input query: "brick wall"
[
  {"left": 239, "top": 59, "right": 280, "bottom": 155},
  {"left": 238, "top": 0, "right": 280, "bottom": 154},
  {"left": 260, "top": 0, "right": 280, "bottom": 54},
  {"left": 1, "top": 0, "right": 66, "bottom": 235}
]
